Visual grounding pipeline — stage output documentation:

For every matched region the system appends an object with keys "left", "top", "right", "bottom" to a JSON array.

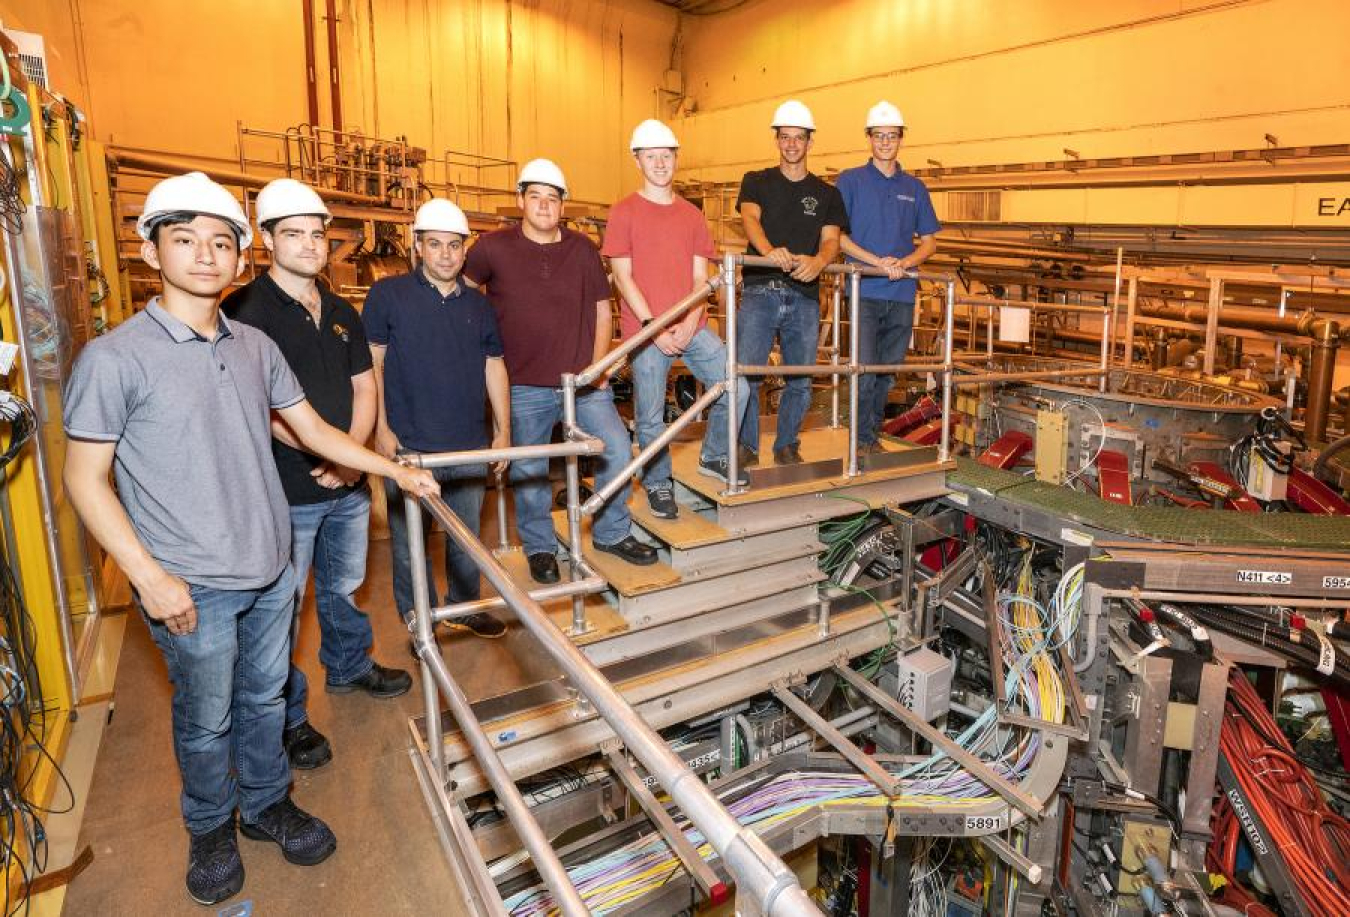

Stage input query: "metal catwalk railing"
[{"left": 404, "top": 454, "right": 820, "bottom": 916}]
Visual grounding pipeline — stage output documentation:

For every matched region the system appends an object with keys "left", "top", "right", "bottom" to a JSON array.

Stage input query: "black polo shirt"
[
  {"left": 361, "top": 268, "right": 503, "bottom": 452},
  {"left": 736, "top": 166, "right": 849, "bottom": 296},
  {"left": 223, "top": 273, "right": 373, "bottom": 505}
]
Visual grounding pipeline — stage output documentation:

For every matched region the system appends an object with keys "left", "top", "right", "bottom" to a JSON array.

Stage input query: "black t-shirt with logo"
[{"left": 736, "top": 166, "right": 849, "bottom": 295}]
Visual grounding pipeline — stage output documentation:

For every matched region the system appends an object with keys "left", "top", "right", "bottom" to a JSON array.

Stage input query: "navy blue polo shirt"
[
  {"left": 836, "top": 161, "right": 940, "bottom": 303},
  {"left": 362, "top": 268, "right": 503, "bottom": 452}
]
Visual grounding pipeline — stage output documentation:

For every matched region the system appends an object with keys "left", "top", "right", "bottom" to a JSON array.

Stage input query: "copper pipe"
[
  {"left": 324, "top": 0, "right": 343, "bottom": 135},
  {"left": 1134, "top": 299, "right": 1349, "bottom": 339},
  {"left": 302, "top": 0, "right": 320, "bottom": 126},
  {"left": 1305, "top": 319, "right": 1340, "bottom": 443},
  {"left": 106, "top": 148, "right": 383, "bottom": 205}
]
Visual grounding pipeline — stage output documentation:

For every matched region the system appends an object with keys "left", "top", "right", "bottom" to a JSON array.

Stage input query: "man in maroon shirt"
[{"left": 463, "top": 159, "right": 657, "bottom": 584}]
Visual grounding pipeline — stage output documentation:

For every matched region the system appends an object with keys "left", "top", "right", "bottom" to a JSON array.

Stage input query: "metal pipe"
[
  {"left": 737, "top": 362, "right": 949, "bottom": 377},
  {"left": 419, "top": 495, "right": 820, "bottom": 916},
  {"left": 830, "top": 278, "right": 842, "bottom": 428},
  {"left": 560, "top": 374, "right": 588, "bottom": 636},
  {"left": 430, "top": 577, "right": 606, "bottom": 624},
  {"left": 954, "top": 296, "right": 1108, "bottom": 315},
  {"left": 323, "top": 0, "right": 343, "bottom": 134},
  {"left": 940, "top": 281, "right": 956, "bottom": 462},
  {"left": 301, "top": 0, "right": 320, "bottom": 126},
  {"left": 419, "top": 652, "right": 589, "bottom": 916},
  {"left": 1099, "top": 588, "right": 1350, "bottom": 611},
  {"left": 493, "top": 470, "right": 509, "bottom": 552},
  {"left": 723, "top": 253, "right": 746, "bottom": 496},
  {"left": 1098, "top": 292, "right": 1112, "bottom": 393},
  {"left": 406, "top": 493, "right": 444, "bottom": 783},
  {"left": 576, "top": 279, "right": 720, "bottom": 388},
  {"left": 1305, "top": 319, "right": 1340, "bottom": 443},
  {"left": 581, "top": 382, "right": 726, "bottom": 515},
  {"left": 950, "top": 367, "right": 1108, "bottom": 387},
  {"left": 105, "top": 147, "right": 384, "bottom": 204},
  {"left": 408, "top": 438, "right": 604, "bottom": 470},
  {"left": 847, "top": 271, "right": 861, "bottom": 477},
  {"left": 736, "top": 254, "right": 950, "bottom": 284}
]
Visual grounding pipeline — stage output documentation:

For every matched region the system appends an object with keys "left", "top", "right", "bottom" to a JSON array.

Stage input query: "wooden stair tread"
[
  {"left": 627, "top": 493, "right": 733, "bottom": 549},
  {"left": 493, "top": 548, "right": 629, "bottom": 643},
  {"left": 549, "top": 510, "right": 683, "bottom": 595}
]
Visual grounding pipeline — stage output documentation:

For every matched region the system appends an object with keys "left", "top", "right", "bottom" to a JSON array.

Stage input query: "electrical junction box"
[
  {"left": 1245, "top": 442, "right": 1289, "bottom": 501},
  {"left": 878, "top": 647, "right": 953, "bottom": 722},
  {"left": 1035, "top": 409, "right": 1069, "bottom": 484}
]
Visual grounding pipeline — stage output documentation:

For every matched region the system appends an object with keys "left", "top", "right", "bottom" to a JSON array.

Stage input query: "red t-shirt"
[
  {"left": 463, "top": 225, "right": 612, "bottom": 387},
  {"left": 601, "top": 193, "right": 717, "bottom": 341}
]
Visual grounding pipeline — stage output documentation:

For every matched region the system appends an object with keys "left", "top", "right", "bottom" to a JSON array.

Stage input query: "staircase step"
[
  {"left": 550, "top": 509, "right": 682, "bottom": 596},
  {"left": 616, "top": 554, "right": 824, "bottom": 628}
]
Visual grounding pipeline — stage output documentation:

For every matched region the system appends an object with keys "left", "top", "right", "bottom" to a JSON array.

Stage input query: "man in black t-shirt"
[
  {"left": 736, "top": 99, "right": 849, "bottom": 465},
  {"left": 225, "top": 179, "right": 413, "bottom": 773}
]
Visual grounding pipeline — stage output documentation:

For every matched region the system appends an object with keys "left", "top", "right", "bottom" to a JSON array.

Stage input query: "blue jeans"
[
  {"left": 632, "top": 328, "right": 731, "bottom": 487},
  {"left": 857, "top": 298, "right": 915, "bottom": 445},
  {"left": 511, "top": 384, "right": 633, "bottom": 555},
  {"left": 736, "top": 283, "right": 820, "bottom": 453},
  {"left": 284, "top": 488, "right": 374, "bottom": 727},
  {"left": 385, "top": 460, "right": 487, "bottom": 621},
  {"left": 142, "top": 567, "right": 295, "bottom": 835}
]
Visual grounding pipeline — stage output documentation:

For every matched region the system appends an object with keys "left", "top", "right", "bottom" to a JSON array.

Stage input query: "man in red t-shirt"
[
  {"left": 602, "top": 120, "right": 749, "bottom": 520},
  {"left": 464, "top": 159, "right": 657, "bottom": 584}
]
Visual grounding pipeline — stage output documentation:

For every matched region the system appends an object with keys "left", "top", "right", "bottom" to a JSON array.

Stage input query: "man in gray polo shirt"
[{"left": 62, "top": 172, "right": 437, "bottom": 908}]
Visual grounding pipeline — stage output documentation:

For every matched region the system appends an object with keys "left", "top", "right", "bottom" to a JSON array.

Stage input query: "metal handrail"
[
  {"left": 404, "top": 492, "right": 587, "bottom": 916},
  {"left": 410, "top": 492, "right": 822, "bottom": 916},
  {"left": 574, "top": 276, "right": 723, "bottom": 388}
]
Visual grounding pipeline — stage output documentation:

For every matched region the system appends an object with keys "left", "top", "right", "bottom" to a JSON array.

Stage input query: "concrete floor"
[{"left": 62, "top": 528, "right": 510, "bottom": 916}]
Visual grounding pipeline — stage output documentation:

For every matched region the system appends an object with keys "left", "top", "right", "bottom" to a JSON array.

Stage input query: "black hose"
[{"left": 1312, "top": 434, "right": 1350, "bottom": 479}]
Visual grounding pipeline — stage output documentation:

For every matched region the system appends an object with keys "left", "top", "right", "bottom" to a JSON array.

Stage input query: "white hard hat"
[
  {"left": 770, "top": 99, "right": 816, "bottom": 132},
  {"left": 866, "top": 101, "right": 906, "bottom": 130},
  {"left": 630, "top": 119, "right": 680, "bottom": 151},
  {"left": 255, "top": 178, "right": 331, "bottom": 230},
  {"left": 516, "top": 158, "right": 569, "bottom": 198},
  {"left": 137, "top": 171, "right": 253, "bottom": 248},
  {"left": 412, "top": 198, "right": 470, "bottom": 236}
]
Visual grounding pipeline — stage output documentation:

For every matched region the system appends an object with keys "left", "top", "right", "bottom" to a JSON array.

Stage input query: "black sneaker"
[
  {"left": 738, "top": 445, "right": 759, "bottom": 468},
  {"left": 773, "top": 445, "right": 803, "bottom": 465},
  {"left": 857, "top": 441, "right": 884, "bottom": 456},
  {"left": 326, "top": 662, "right": 412, "bottom": 698},
  {"left": 241, "top": 797, "right": 337, "bottom": 866},
  {"left": 697, "top": 456, "right": 750, "bottom": 486},
  {"left": 282, "top": 721, "right": 332, "bottom": 771},
  {"left": 186, "top": 817, "right": 244, "bottom": 906},
  {"left": 527, "top": 552, "right": 560, "bottom": 584},
  {"left": 444, "top": 612, "right": 507, "bottom": 639},
  {"left": 594, "top": 535, "right": 658, "bottom": 566},
  {"left": 645, "top": 484, "right": 679, "bottom": 519}
]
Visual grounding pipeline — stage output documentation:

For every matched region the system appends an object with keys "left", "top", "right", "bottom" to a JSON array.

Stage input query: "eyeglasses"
[{"left": 869, "top": 132, "right": 903, "bottom": 143}]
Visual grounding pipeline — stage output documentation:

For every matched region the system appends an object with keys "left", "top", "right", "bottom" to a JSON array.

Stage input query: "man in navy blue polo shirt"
[
  {"left": 225, "top": 179, "right": 413, "bottom": 775},
  {"left": 364, "top": 198, "right": 511, "bottom": 640},
  {"left": 837, "top": 101, "right": 940, "bottom": 453}
]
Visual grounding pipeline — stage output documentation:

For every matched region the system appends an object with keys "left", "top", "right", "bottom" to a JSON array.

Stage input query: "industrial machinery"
[{"left": 398, "top": 256, "right": 1350, "bottom": 917}]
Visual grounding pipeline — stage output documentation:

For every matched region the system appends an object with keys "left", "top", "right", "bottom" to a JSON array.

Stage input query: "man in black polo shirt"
[
  {"left": 736, "top": 99, "right": 848, "bottom": 466},
  {"left": 225, "top": 179, "right": 412, "bottom": 772},
  {"left": 364, "top": 198, "right": 510, "bottom": 639}
]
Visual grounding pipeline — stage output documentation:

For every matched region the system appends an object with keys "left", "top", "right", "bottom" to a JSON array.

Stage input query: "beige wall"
[
  {"left": 3, "top": 0, "right": 678, "bottom": 204},
  {"left": 673, "top": 0, "right": 1350, "bottom": 182}
]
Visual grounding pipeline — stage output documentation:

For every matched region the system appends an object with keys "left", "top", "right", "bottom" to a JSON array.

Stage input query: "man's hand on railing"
[
  {"left": 789, "top": 252, "right": 828, "bottom": 283},
  {"left": 490, "top": 429, "right": 511, "bottom": 475},
  {"left": 878, "top": 256, "right": 909, "bottom": 281},
  {"left": 391, "top": 462, "right": 438, "bottom": 498},
  {"left": 374, "top": 424, "right": 401, "bottom": 460},
  {"left": 764, "top": 246, "right": 795, "bottom": 272}
]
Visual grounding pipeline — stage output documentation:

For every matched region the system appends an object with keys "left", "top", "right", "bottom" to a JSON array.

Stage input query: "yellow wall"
[
  {"left": 673, "top": 0, "right": 1350, "bottom": 183},
  {"left": 2, "top": 0, "right": 678, "bottom": 204}
]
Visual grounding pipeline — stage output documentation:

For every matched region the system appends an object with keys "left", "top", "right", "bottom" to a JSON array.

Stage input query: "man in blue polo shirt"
[
  {"left": 364, "top": 198, "right": 511, "bottom": 640},
  {"left": 837, "top": 101, "right": 940, "bottom": 453}
]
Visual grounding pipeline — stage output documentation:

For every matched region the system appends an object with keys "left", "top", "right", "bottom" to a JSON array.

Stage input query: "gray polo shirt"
[{"left": 63, "top": 299, "right": 306, "bottom": 590}]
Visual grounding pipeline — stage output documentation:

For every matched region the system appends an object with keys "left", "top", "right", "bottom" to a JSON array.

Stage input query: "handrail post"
[
  {"left": 723, "top": 252, "right": 746, "bottom": 495},
  {"left": 405, "top": 491, "right": 444, "bottom": 783},
  {"left": 941, "top": 280, "right": 956, "bottom": 462},
  {"left": 494, "top": 468, "right": 509, "bottom": 552},
  {"left": 1098, "top": 294, "right": 1112, "bottom": 394},
  {"left": 830, "top": 276, "right": 842, "bottom": 428},
  {"left": 846, "top": 269, "right": 861, "bottom": 477},
  {"left": 560, "top": 373, "right": 590, "bottom": 636}
]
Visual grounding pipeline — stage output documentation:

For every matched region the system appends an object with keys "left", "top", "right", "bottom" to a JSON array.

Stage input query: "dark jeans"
[
  {"left": 385, "top": 459, "right": 487, "bottom": 621},
  {"left": 736, "top": 282, "right": 820, "bottom": 453},
  {"left": 142, "top": 567, "right": 295, "bottom": 834},
  {"left": 631, "top": 328, "right": 731, "bottom": 487},
  {"left": 510, "top": 384, "right": 633, "bottom": 555},
  {"left": 857, "top": 298, "right": 915, "bottom": 445},
  {"left": 284, "top": 488, "right": 374, "bottom": 728}
]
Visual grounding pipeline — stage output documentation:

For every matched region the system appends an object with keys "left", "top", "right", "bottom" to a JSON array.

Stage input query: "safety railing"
[
  {"left": 953, "top": 295, "right": 1113, "bottom": 393},
  {"left": 403, "top": 476, "right": 822, "bottom": 916}
]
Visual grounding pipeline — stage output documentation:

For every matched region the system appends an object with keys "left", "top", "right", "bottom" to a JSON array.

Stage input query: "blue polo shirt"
[
  {"left": 362, "top": 268, "right": 503, "bottom": 452},
  {"left": 836, "top": 161, "right": 940, "bottom": 303}
]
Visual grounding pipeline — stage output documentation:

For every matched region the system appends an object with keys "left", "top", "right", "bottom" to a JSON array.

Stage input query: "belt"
[{"left": 744, "top": 278, "right": 807, "bottom": 292}]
